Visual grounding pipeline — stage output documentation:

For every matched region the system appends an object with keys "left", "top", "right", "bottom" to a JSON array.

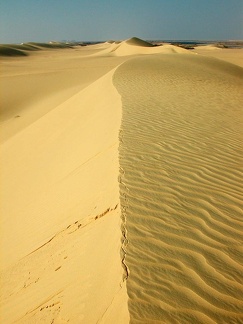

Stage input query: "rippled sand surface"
[{"left": 114, "top": 54, "right": 243, "bottom": 323}]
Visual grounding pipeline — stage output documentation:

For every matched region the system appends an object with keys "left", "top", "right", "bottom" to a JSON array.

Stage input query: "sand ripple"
[{"left": 114, "top": 54, "right": 243, "bottom": 323}]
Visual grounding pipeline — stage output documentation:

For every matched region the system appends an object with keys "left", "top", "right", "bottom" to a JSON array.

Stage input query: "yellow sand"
[
  {"left": 1, "top": 37, "right": 243, "bottom": 323},
  {"left": 0, "top": 48, "right": 129, "bottom": 323},
  {"left": 114, "top": 54, "right": 243, "bottom": 322},
  {"left": 193, "top": 46, "right": 243, "bottom": 68}
]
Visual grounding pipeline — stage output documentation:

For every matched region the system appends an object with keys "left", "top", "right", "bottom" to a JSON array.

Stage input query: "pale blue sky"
[{"left": 0, "top": 0, "right": 242, "bottom": 43}]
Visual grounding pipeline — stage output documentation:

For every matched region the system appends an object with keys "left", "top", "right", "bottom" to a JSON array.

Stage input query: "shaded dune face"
[
  {"left": 0, "top": 46, "right": 28, "bottom": 57},
  {"left": 114, "top": 54, "right": 243, "bottom": 323},
  {"left": 0, "top": 42, "right": 73, "bottom": 56}
]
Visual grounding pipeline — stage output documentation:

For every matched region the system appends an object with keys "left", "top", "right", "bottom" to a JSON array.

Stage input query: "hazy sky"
[{"left": 0, "top": 0, "right": 242, "bottom": 43}]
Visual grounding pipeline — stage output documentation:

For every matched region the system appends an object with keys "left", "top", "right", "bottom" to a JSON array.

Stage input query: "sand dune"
[
  {"left": 125, "top": 37, "right": 154, "bottom": 47},
  {"left": 0, "top": 46, "right": 28, "bottom": 57},
  {"left": 193, "top": 47, "right": 243, "bottom": 68},
  {"left": 0, "top": 65, "right": 129, "bottom": 322},
  {"left": 0, "top": 42, "right": 76, "bottom": 57},
  {"left": 91, "top": 37, "right": 189, "bottom": 57},
  {"left": 0, "top": 49, "right": 126, "bottom": 142},
  {"left": 1, "top": 38, "right": 243, "bottom": 323},
  {"left": 114, "top": 54, "right": 243, "bottom": 323},
  {"left": 195, "top": 44, "right": 222, "bottom": 51}
]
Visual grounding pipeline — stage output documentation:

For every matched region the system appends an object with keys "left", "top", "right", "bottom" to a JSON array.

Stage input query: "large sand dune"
[{"left": 1, "top": 37, "right": 243, "bottom": 323}]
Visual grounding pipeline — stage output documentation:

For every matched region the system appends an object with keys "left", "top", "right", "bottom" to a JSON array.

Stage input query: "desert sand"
[
  {"left": 0, "top": 38, "right": 243, "bottom": 323},
  {"left": 193, "top": 45, "right": 243, "bottom": 68}
]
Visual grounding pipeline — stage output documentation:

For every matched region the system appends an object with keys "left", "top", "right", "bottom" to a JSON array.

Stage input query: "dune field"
[{"left": 0, "top": 38, "right": 243, "bottom": 323}]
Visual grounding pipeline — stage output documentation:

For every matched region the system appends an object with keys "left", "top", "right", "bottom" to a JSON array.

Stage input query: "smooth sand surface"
[
  {"left": 0, "top": 48, "right": 126, "bottom": 142},
  {"left": 1, "top": 38, "right": 243, "bottom": 323}
]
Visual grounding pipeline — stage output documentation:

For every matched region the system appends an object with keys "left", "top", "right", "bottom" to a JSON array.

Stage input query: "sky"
[{"left": 0, "top": 0, "right": 242, "bottom": 44}]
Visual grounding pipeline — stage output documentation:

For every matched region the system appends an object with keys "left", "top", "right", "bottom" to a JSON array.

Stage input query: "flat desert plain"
[{"left": 0, "top": 38, "right": 243, "bottom": 323}]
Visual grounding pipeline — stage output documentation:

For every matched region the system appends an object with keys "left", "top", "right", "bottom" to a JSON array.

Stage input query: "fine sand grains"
[{"left": 114, "top": 54, "right": 243, "bottom": 323}]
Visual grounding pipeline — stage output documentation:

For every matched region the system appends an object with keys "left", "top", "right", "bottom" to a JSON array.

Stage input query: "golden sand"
[{"left": 1, "top": 38, "right": 243, "bottom": 323}]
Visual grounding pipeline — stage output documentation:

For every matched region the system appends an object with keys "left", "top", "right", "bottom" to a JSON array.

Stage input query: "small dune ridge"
[{"left": 114, "top": 54, "right": 243, "bottom": 323}]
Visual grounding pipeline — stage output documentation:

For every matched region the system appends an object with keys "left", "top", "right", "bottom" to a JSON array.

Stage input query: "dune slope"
[
  {"left": 0, "top": 69, "right": 129, "bottom": 323},
  {"left": 193, "top": 47, "right": 243, "bottom": 68},
  {"left": 114, "top": 54, "right": 243, "bottom": 323},
  {"left": 0, "top": 51, "right": 126, "bottom": 142},
  {"left": 125, "top": 37, "right": 154, "bottom": 47}
]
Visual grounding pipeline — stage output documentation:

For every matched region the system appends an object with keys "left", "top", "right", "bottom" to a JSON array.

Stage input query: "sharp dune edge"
[{"left": 0, "top": 37, "right": 243, "bottom": 323}]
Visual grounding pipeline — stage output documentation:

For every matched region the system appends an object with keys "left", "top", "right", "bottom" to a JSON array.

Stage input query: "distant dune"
[
  {"left": 91, "top": 37, "right": 189, "bottom": 56},
  {"left": 0, "top": 42, "right": 75, "bottom": 57},
  {"left": 125, "top": 37, "right": 155, "bottom": 47},
  {"left": 195, "top": 44, "right": 222, "bottom": 50},
  {"left": 0, "top": 45, "right": 28, "bottom": 57},
  {"left": 0, "top": 37, "right": 243, "bottom": 323}
]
